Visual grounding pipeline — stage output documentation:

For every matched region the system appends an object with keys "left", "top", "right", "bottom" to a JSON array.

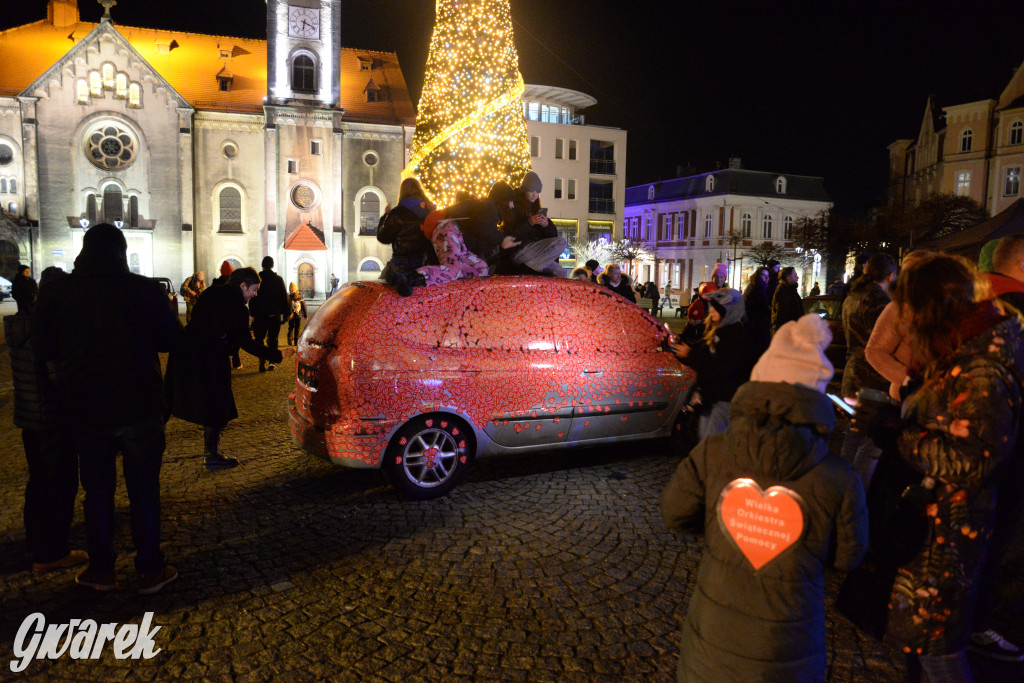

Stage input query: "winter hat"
[
  {"left": 74, "top": 223, "right": 128, "bottom": 275},
  {"left": 220, "top": 260, "right": 234, "bottom": 277},
  {"left": 519, "top": 171, "right": 543, "bottom": 193},
  {"left": 750, "top": 313, "right": 834, "bottom": 393},
  {"left": 584, "top": 259, "right": 599, "bottom": 271},
  {"left": 487, "top": 180, "right": 515, "bottom": 205},
  {"left": 707, "top": 288, "right": 745, "bottom": 326},
  {"left": 978, "top": 238, "right": 1000, "bottom": 274},
  {"left": 710, "top": 262, "right": 728, "bottom": 281},
  {"left": 289, "top": 282, "right": 298, "bottom": 293}
]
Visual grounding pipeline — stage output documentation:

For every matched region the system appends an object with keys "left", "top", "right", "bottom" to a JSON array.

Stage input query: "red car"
[{"left": 289, "top": 276, "right": 696, "bottom": 499}]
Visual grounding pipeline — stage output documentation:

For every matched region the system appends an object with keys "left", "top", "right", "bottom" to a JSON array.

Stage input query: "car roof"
[{"left": 0, "top": 276, "right": 11, "bottom": 286}]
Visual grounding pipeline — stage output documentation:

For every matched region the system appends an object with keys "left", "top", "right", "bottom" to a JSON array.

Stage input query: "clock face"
[{"left": 288, "top": 6, "right": 320, "bottom": 40}]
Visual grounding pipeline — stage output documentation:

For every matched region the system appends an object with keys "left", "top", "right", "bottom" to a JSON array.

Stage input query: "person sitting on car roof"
[
  {"left": 494, "top": 171, "right": 566, "bottom": 277},
  {"left": 416, "top": 181, "right": 520, "bottom": 288},
  {"left": 377, "top": 177, "right": 437, "bottom": 297}
]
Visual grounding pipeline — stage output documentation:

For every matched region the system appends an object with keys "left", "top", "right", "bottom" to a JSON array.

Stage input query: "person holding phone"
[{"left": 497, "top": 171, "right": 566, "bottom": 277}]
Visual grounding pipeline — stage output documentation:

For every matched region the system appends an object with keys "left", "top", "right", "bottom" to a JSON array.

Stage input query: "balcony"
[
  {"left": 589, "top": 198, "right": 616, "bottom": 214},
  {"left": 590, "top": 159, "right": 616, "bottom": 175}
]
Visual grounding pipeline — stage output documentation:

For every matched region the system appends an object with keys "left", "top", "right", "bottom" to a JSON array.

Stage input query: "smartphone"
[
  {"left": 538, "top": 208, "right": 548, "bottom": 216},
  {"left": 827, "top": 393, "right": 856, "bottom": 415}
]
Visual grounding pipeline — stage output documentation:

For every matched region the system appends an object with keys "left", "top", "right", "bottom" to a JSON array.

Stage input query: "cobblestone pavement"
[{"left": 0, "top": 309, "right": 1022, "bottom": 681}]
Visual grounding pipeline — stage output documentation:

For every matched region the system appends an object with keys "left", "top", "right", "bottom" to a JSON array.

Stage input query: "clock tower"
[{"left": 267, "top": 0, "right": 342, "bottom": 106}]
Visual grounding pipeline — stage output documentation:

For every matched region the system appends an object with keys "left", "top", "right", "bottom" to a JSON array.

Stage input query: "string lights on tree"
[{"left": 403, "top": 0, "right": 532, "bottom": 207}]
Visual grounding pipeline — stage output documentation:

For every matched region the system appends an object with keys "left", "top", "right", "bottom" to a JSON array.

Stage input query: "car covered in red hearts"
[{"left": 288, "top": 276, "right": 696, "bottom": 499}]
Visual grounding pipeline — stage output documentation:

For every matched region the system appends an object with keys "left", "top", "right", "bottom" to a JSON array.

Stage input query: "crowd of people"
[
  {"left": 6, "top": 226, "right": 297, "bottom": 594},
  {"left": 661, "top": 244, "right": 1024, "bottom": 682},
  {"left": 6, "top": 172, "right": 1024, "bottom": 681}
]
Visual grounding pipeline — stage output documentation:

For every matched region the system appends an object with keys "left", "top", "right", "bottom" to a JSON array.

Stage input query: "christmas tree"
[{"left": 404, "top": 0, "right": 532, "bottom": 207}]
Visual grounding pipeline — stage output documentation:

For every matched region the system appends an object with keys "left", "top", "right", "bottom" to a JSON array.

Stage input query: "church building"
[{"left": 0, "top": 0, "right": 415, "bottom": 296}]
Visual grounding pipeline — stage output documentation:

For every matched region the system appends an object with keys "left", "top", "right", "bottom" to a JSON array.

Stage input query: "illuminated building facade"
[
  {"left": 0, "top": 0, "right": 415, "bottom": 295},
  {"left": 887, "top": 57, "right": 1024, "bottom": 217},
  {"left": 623, "top": 160, "right": 831, "bottom": 296},
  {"left": 522, "top": 85, "right": 627, "bottom": 262}
]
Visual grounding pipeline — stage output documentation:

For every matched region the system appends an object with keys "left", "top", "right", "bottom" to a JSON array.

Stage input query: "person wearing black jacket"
[
  {"left": 33, "top": 223, "right": 181, "bottom": 593},
  {"left": 166, "top": 267, "right": 294, "bottom": 470},
  {"left": 377, "top": 177, "right": 436, "bottom": 296},
  {"left": 5, "top": 266, "right": 85, "bottom": 573},
  {"left": 248, "top": 256, "right": 289, "bottom": 372},
  {"left": 671, "top": 288, "right": 753, "bottom": 438},
  {"left": 597, "top": 263, "right": 636, "bottom": 302},
  {"left": 498, "top": 171, "right": 565, "bottom": 277},
  {"left": 771, "top": 266, "right": 804, "bottom": 334},
  {"left": 11, "top": 264, "right": 37, "bottom": 314},
  {"left": 417, "top": 182, "right": 519, "bottom": 286}
]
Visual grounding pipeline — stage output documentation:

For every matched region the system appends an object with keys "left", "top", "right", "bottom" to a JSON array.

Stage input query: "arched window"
[
  {"left": 705, "top": 175, "right": 715, "bottom": 192},
  {"left": 101, "top": 63, "right": 115, "bottom": 89},
  {"left": 783, "top": 215, "right": 794, "bottom": 239},
  {"left": 961, "top": 128, "right": 973, "bottom": 153},
  {"left": 0, "top": 179, "right": 6, "bottom": 193},
  {"left": 128, "top": 83, "right": 141, "bottom": 108},
  {"left": 762, "top": 214, "right": 773, "bottom": 239},
  {"left": 741, "top": 213, "right": 751, "bottom": 238},
  {"left": 218, "top": 186, "right": 242, "bottom": 232},
  {"left": 129, "top": 196, "right": 139, "bottom": 227},
  {"left": 359, "top": 192, "right": 381, "bottom": 235},
  {"left": 776, "top": 176, "right": 787, "bottom": 194},
  {"left": 292, "top": 54, "right": 317, "bottom": 93},
  {"left": 647, "top": 185, "right": 655, "bottom": 200},
  {"left": 103, "top": 185, "right": 123, "bottom": 223},
  {"left": 358, "top": 258, "right": 382, "bottom": 272},
  {"left": 8, "top": 178, "right": 16, "bottom": 193},
  {"left": 115, "top": 73, "right": 128, "bottom": 98},
  {"left": 1011, "top": 120, "right": 1024, "bottom": 146},
  {"left": 77, "top": 79, "right": 89, "bottom": 103},
  {"left": 89, "top": 71, "right": 102, "bottom": 97},
  {"left": 704, "top": 213, "right": 712, "bottom": 238},
  {"left": 86, "top": 194, "right": 98, "bottom": 223}
]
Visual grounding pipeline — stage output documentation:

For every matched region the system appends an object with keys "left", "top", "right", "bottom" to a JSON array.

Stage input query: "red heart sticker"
[{"left": 718, "top": 479, "right": 805, "bottom": 570}]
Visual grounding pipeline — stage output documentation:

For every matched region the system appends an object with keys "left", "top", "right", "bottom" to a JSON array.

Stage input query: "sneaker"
[
  {"left": 139, "top": 565, "right": 178, "bottom": 595},
  {"left": 205, "top": 453, "right": 240, "bottom": 470},
  {"left": 75, "top": 567, "right": 118, "bottom": 591},
  {"left": 33, "top": 550, "right": 89, "bottom": 573},
  {"left": 969, "top": 630, "right": 1024, "bottom": 662},
  {"left": 268, "top": 364, "right": 275, "bottom": 371}
]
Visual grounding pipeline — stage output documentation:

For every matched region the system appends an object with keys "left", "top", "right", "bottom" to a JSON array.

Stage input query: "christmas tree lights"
[{"left": 403, "top": 0, "right": 532, "bottom": 207}]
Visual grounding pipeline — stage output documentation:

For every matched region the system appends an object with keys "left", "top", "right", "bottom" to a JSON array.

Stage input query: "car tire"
[{"left": 383, "top": 414, "right": 473, "bottom": 500}]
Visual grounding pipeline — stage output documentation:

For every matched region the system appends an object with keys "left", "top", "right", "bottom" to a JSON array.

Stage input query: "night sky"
[{"left": 2, "top": 0, "right": 1022, "bottom": 215}]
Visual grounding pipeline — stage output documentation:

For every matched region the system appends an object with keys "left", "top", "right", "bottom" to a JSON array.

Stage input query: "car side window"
[{"left": 557, "top": 285, "right": 665, "bottom": 354}]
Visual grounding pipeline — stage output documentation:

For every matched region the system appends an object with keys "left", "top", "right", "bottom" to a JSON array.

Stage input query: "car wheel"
[{"left": 383, "top": 415, "right": 473, "bottom": 500}]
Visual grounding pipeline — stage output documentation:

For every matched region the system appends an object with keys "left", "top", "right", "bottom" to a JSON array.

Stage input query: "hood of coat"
[{"left": 725, "top": 381, "right": 836, "bottom": 481}]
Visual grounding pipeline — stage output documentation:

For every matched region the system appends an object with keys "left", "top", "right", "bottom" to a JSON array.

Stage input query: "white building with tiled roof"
[
  {"left": 0, "top": 0, "right": 416, "bottom": 296},
  {"left": 623, "top": 161, "right": 832, "bottom": 297}
]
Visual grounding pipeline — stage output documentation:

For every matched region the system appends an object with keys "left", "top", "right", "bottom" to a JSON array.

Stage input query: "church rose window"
[
  {"left": 0, "top": 145, "right": 13, "bottom": 165},
  {"left": 84, "top": 124, "right": 138, "bottom": 171}
]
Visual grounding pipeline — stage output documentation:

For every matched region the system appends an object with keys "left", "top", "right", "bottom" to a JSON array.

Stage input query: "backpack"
[{"left": 291, "top": 297, "right": 302, "bottom": 315}]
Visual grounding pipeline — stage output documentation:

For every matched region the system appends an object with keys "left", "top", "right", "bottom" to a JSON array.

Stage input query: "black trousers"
[
  {"left": 251, "top": 315, "right": 281, "bottom": 358},
  {"left": 23, "top": 429, "right": 79, "bottom": 562}
]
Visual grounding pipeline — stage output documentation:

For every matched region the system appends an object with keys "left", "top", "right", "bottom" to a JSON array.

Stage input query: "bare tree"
[
  {"left": 609, "top": 238, "right": 654, "bottom": 275},
  {"left": 745, "top": 241, "right": 792, "bottom": 268},
  {"left": 566, "top": 237, "right": 611, "bottom": 265}
]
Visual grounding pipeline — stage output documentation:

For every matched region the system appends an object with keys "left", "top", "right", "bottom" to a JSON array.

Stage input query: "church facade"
[{"left": 0, "top": 0, "right": 416, "bottom": 296}]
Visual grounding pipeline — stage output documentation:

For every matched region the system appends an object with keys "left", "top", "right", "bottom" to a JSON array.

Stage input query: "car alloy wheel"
[{"left": 383, "top": 415, "right": 471, "bottom": 500}]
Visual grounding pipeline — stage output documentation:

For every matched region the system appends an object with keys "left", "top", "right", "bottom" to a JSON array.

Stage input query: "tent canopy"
[{"left": 919, "top": 199, "right": 1024, "bottom": 257}]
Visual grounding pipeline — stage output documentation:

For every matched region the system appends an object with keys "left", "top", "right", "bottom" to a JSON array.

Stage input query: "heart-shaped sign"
[{"left": 717, "top": 479, "right": 805, "bottom": 571}]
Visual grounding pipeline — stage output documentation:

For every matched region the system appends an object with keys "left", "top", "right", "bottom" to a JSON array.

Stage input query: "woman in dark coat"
[
  {"left": 880, "top": 254, "right": 1024, "bottom": 681},
  {"left": 166, "top": 267, "right": 293, "bottom": 470},
  {"left": 597, "top": 263, "right": 636, "bottom": 302},
  {"left": 742, "top": 267, "right": 771, "bottom": 361},
  {"left": 671, "top": 288, "right": 752, "bottom": 438}
]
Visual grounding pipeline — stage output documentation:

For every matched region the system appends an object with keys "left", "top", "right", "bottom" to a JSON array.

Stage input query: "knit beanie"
[
  {"left": 519, "top": 171, "right": 542, "bottom": 193},
  {"left": 220, "top": 260, "right": 234, "bottom": 277},
  {"left": 707, "top": 288, "right": 745, "bottom": 326},
  {"left": 711, "top": 262, "right": 728, "bottom": 281},
  {"left": 750, "top": 313, "right": 834, "bottom": 393},
  {"left": 978, "top": 238, "right": 1000, "bottom": 274}
]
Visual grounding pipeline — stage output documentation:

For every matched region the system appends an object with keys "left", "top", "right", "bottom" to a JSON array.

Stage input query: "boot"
[
  {"left": 392, "top": 271, "right": 413, "bottom": 297},
  {"left": 203, "top": 427, "right": 239, "bottom": 470},
  {"left": 409, "top": 271, "right": 426, "bottom": 289}
]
